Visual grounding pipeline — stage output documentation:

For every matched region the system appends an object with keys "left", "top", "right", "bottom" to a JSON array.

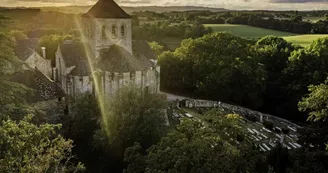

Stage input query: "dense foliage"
[
  {"left": 133, "top": 21, "right": 212, "bottom": 45},
  {"left": 124, "top": 110, "right": 263, "bottom": 173},
  {"left": 0, "top": 115, "right": 85, "bottom": 173},
  {"left": 0, "top": 17, "right": 83, "bottom": 173},
  {"left": 159, "top": 32, "right": 328, "bottom": 123},
  {"left": 159, "top": 32, "right": 265, "bottom": 109},
  {"left": 104, "top": 85, "right": 168, "bottom": 152}
]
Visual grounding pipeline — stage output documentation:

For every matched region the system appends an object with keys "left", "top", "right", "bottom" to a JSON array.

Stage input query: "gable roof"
[
  {"left": 59, "top": 41, "right": 155, "bottom": 75},
  {"left": 132, "top": 40, "right": 157, "bottom": 60},
  {"left": 83, "top": 0, "right": 131, "bottom": 19},
  {"left": 95, "top": 45, "right": 146, "bottom": 73},
  {"left": 59, "top": 41, "right": 93, "bottom": 76},
  {"left": 11, "top": 69, "right": 65, "bottom": 102},
  {"left": 15, "top": 38, "right": 40, "bottom": 61}
]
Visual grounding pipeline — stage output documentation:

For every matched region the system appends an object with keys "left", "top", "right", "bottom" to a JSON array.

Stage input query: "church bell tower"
[{"left": 82, "top": 0, "right": 132, "bottom": 58}]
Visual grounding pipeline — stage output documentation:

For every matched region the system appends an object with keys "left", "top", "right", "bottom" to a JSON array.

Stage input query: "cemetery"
[{"left": 169, "top": 99, "right": 302, "bottom": 152}]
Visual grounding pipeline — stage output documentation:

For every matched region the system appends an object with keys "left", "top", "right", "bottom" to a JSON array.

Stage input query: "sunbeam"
[{"left": 74, "top": 15, "right": 110, "bottom": 135}]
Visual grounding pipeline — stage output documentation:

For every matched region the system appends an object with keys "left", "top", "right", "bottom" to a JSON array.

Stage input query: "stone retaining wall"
[{"left": 184, "top": 99, "right": 301, "bottom": 129}]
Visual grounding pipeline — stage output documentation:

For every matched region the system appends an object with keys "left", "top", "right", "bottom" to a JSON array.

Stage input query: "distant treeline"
[
  {"left": 136, "top": 10, "right": 328, "bottom": 34},
  {"left": 226, "top": 14, "right": 328, "bottom": 34},
  {"left": 0, "top": 7, "right": 41, "bottom": 12}
]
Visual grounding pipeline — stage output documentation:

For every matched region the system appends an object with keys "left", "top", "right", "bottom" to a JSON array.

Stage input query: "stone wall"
[
  {"left": 55, "top": 46, "right": 68, "bottom": 91},
  {"left": 83, "top": 18, "right": 132, "bottom": 57},
  {"left": 65, "top": 68, "right": 159, "bottom": 99},
  {"left": 25, "top": 51, "right": 52, "bottom": 78},
  {"left": 184, "top": 99, "right": 301, "bottom": 129}
]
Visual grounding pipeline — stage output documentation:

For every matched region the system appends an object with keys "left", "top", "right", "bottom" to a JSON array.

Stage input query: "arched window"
[
  {"left": 102, "top": 25, "right": 106, "bottom": 38},
  {"left": 121, "top": 25, "right": 125, "bottom": 37},
  {"left": 112, "top": 25, "right": 117, "bottom": 38}
]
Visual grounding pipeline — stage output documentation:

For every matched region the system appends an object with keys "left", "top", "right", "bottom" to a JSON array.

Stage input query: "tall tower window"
[
  {"left": 121, "top": 25, "right": 125, "bottom": 37},
  {"left": 102, "top": 25, "right": 106, "bottom": 38},
  {"left": 112, "top": 25, "right": 117, "bottom": 38}
]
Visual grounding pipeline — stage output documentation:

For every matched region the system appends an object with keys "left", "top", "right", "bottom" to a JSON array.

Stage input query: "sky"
[{"left": 1, "top": 0, "right": 328, "bottom": 10}]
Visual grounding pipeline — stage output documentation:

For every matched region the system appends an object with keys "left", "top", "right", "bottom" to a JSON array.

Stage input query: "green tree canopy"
[
  {"left": 299, "top": 79, "right": 328, "bottom": 122},
  {"left": 124, "top": 110, "right": 262, "bottom": 173},
  {"left": 159, "top": 32, "right": 266, "bottom": 108},
  {"left": 0, "top": 115, "right": 85, "bottom": 173},
  {"left": 254, "top": 36, "right": 296, "bottom": 116},
  {"left": 38, "top": 34, "right": 73, "bottom": 62},
  {"left": 148, "top": 41, "right": 164, "bottom": 57},
  {"left": 0, "top": 32, "right": 32, "bottom": 105},
  {"left": 103, "top": 85, "right": 168, "bottom": 154},
  {"left": 9, "top": 30, "right": 28, "bottom": 41}
]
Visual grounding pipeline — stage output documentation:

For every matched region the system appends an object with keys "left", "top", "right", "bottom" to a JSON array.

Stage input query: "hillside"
[
  {"left": 204, "top": 24, "right": 297, "bottom": 39},
  {"left": 283, "top": 34, "right": 328, "bottom": 47},
  {"left": 40, "top": 5, "right": 227, "bottom": 14}
]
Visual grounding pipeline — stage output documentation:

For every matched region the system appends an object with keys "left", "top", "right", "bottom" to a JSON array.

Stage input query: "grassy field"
[
  {"left": 283, "top": 34, "right": 328, "bottom": 47},
  {"left": 303, "top": 16, "right": 326, "bottom": 22},
  {"left": 204, "top": 24, "right": 297, "bottom": 39},
  {"left": 162, "top": 24, "right": 328, "bottom": 50}
]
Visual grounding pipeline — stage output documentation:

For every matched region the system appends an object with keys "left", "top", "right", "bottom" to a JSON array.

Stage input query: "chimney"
[
  {"left": 41, "top": 47, "right": 46, "bottom": 59},
  {"left": 53, "top": 68, "right": 57, "bottom": 82}
]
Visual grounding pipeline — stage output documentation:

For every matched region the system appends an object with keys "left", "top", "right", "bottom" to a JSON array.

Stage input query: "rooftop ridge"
[{"left": 82, "top": 0, "right": 131, "bottom": 19}]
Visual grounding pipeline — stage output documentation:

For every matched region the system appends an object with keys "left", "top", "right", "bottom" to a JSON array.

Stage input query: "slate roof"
[
  {"left": 95, "top": 45, "right": 146, "bottom": 73},
  {"left": 83, "top": 0, "right": 131, "bottom": 19},
  {"left": 15, "top": 38, "right": 40, "bottom": 61},
  {"left": 59, "top": 41, "right": 155, "bottom": 74},
  {"left": 132, "top": 40, "right": 157, "bottom": 60},
  {"left": 59, "top": 41, "right": 93, "bottom": 76},
  {"left": 132, "top": 40, "right": 157, "bottom": 67},
  {"left": 11, "top": 69, "right": 65, "bottom": 102}
]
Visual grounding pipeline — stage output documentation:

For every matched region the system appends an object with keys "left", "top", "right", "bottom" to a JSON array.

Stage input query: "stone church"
[
  {"left": 12, "top": 0, "right": 159, "bottom": 104},
  {"left": 54, "top": 0, "right": 160, "bottom": 99}
]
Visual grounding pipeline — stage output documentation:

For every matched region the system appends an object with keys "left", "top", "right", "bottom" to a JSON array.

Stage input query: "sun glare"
[{"left": 74, "top": 15, "right": 110, "bottom": 135}]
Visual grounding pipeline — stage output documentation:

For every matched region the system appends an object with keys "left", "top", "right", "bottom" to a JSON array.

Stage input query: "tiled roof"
[
  {"left": 59, "top": 41, "right": 155, "bottom": 74},
  {"left": 132, "top": 40, "right": 157, "bottom": 60},
  {"left": 132, "top": 40, "right": 157, "bottom": 67},
  {"left": 95, "top": 45, "right": 146, "bottom": 73},
  {"left": 82, "top": 0, "right": 131, "bottom": 19},
  {"left": 11, "top": 69, "right": 65, "bottom": 102},
  {"left": 15, "top": 38, "right": 40, "bottom": 61},
  {"left": 59, "top": 41, "right": 93, "bottom": 76}
]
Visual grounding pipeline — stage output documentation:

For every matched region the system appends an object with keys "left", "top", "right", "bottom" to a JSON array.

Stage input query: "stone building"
[
  {"left": 54, "top": 0, "right": 159, "bottom": 99},
  {"left": 15, "top": 38, "right": 52, "bottom": 78}
]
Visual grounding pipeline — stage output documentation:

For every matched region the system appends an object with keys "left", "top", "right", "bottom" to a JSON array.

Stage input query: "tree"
[
  {"left": 0, "top": 115, "right": 85, "bottom": 173},
  {"left": 9, "top": 30, "right": 27, "bottom": 41},
  {"left": 146, "top": 119, "right": 241, "bottom": 173},
  {"left": 125, "top": 113, "right": 262, "bottom": 173},
  {"left": 38, "top": 34, "right": 72, "bottom": 63},
  {"left": 103, "top": 85, "right": 168, "bottom": 155},
  {"left": 299, "top": 79, "right": 328, "bottom": 122},
  {"left": 0, "top": 32, "right": 32, "bottom": 105},
  {"left": 61, "top": 93, "right": 100, "bottom": 171},
  {"left": 160, "top": 33, "right": 266, "bottom": 108},
  {"left": 254, "top": 36, "right": 295, "bottom": 116},
  {"left": 282, "top": 37, "right": 328, "bottom": 121},
  {"left": 123, "top": 142, "right": 146, "bottom": 173},
  {"left": 293, "top": 76, "right": 328, "bottom": 173},
  {"left": 292, "top": 16, "right": 303, "bottom": 22},
  {"left": 148, "top": 41, "right": 164, "bottom": 57}
]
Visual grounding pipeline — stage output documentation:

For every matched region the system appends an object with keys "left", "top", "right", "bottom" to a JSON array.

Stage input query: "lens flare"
[{"left": 74, "top": 16, "right": 110, "bottom": 135}]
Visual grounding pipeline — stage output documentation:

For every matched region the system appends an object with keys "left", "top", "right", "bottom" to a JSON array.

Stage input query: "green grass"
[
  {"left": 163, "top": 24, "right": 328, "bottom": 50},
  {"left": 204, "top": 24, "right": 297, "bottom": 39},
  {"left": 283, "top": 34, "right": 328, "bottom": 47},
  {"left": 303, "top": 16, "right": 325, "bottom": 22}
]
